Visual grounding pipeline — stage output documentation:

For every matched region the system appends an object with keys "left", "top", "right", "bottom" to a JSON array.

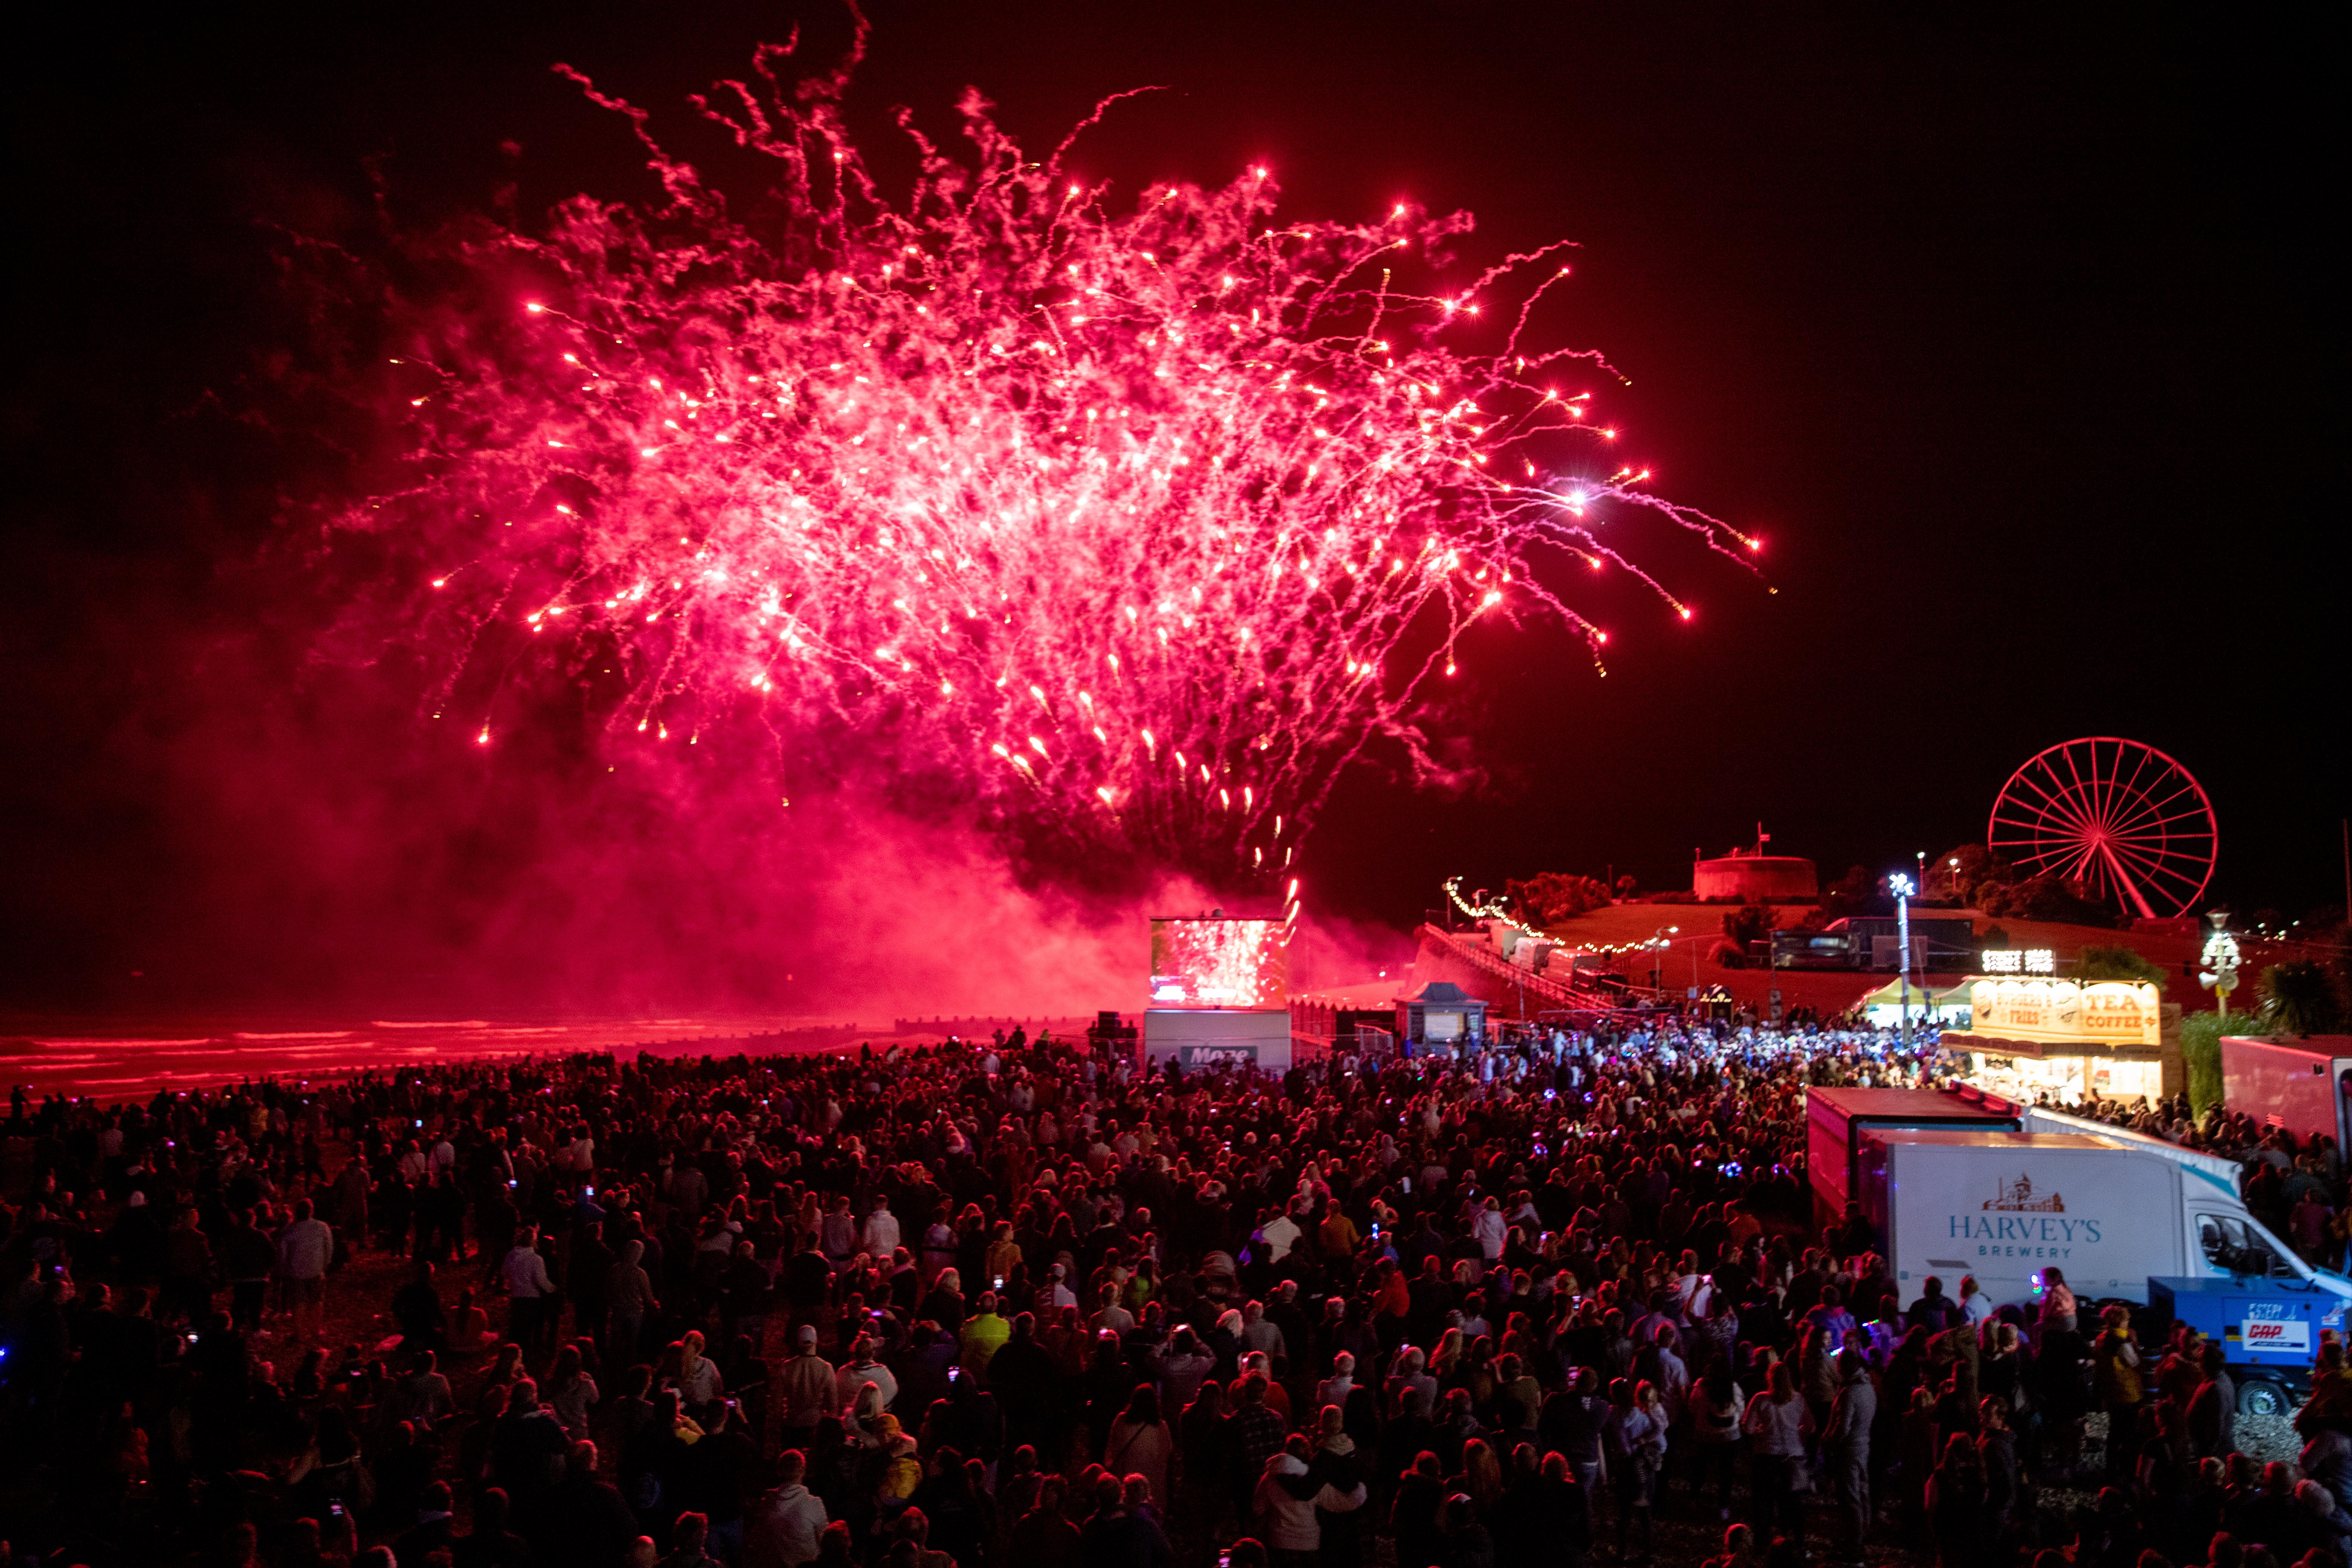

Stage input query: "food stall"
[{"left": 1942, "top": 975, "right": 2181, "bottom": 1105}]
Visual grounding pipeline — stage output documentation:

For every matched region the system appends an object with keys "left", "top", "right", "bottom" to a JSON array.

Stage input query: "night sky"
[{"left": 4, "top": 3, "right": 2342, "bottom": 1011}]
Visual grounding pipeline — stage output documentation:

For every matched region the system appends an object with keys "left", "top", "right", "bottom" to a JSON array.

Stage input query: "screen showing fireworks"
[{"left": 1148, "top": 919, "right": 1289, "bottom": 1009}]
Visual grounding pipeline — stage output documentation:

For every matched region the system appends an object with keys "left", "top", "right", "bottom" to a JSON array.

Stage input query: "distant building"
[{"left": 1694, "top": 850, "right": 1819, "bottom": 901}]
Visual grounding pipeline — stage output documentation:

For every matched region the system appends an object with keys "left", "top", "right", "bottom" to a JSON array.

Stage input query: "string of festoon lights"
[
  {"left": 1444, "top": 877, "right": 1513, "bottom": 920},
  {"left": 1443, "top": 877, "right": 1676, "bottom": 955},
  {"left": 1565, "top": 930, "right": 1680, "bottom": 956}
]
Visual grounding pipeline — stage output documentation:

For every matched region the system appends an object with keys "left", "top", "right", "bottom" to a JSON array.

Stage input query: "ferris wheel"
[{"left": 1986, "top": 737, "right": 2217, "bottom": 919}]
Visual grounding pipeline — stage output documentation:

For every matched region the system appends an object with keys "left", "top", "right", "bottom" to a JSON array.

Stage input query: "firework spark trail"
[{"left": 360, "top": 24, "right": 1756, "bottom": 884}]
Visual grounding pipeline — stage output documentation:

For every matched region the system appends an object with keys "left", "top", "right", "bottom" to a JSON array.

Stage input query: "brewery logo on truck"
[
  {"left": 1948, "top": 1171, "right": 2100, "bottom": 1256},
  {"left": 1984, "top": 1174, "right": 2064, "bottom": 1213}
]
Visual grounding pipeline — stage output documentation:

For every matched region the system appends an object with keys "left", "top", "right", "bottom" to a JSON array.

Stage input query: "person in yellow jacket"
[
  {"left": 959, "top": 1292, "right": 1012, "bottom": 1380},
  {"left": 2093, "top": 1303, "right": 2143, "bottom": 1480},
  {"left": 869, "top": 1413, "right": 923, "bottom": 1528}
]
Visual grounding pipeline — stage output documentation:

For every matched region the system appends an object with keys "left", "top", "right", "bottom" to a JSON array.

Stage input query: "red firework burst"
[{"left": 355, "top": 20, "right": 1752, "bottom": 882}]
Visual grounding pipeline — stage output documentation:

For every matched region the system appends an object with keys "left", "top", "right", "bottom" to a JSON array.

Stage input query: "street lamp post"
[
  {"left": 1890, "top": 873, "right": 1917, "bottom": 1043},
  {"left": 2199, "top": 908, "right": 2240, "bottom": 1017}
]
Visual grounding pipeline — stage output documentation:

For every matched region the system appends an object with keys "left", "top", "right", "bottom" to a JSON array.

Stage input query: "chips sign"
[
  {"left": 1149, "top": 918, "right": 1289, "bottom": 1009},
  {"left": 1968, "top": 978, "right": 2162, "bottom": 1049}
]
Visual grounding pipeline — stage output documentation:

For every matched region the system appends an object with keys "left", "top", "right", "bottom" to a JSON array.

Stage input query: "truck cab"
[{"left": 2024, "top": 1105, "right": 2352, "bottom": 1309}]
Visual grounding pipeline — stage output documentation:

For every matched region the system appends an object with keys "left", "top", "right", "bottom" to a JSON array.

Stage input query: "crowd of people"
[{"left": 2, "top": 1016, "right": 2349, "bottom": 1568}]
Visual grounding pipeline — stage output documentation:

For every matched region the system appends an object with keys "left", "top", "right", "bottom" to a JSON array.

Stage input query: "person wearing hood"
[
  {"left": 1977, "top": 1398, "right": 2020, "bottom": 1542},
  {"left": 834, "top": 1334, "right": 897, "bottom": 1418},
  {"left": 606, "top": 1240, "right": 658, "bottom": 1366},
  {"left": 861, "top": 1197, "right": 900, "bottom": 1262},
  {"left": 499, "top": 1223, "right": 558, "bottom": 1352},
  {"left": 746, "top": 1448, "right": 828, "bottom": 1568}
]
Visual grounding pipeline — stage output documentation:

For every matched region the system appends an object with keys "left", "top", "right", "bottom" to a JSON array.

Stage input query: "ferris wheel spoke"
[
  {"left": 2070, "top": 752, "right": 2126, "bottom": 846},
  {"left": 2010, "top": 775, "right": 2100, "bottom": 838},
  {"left": 2073, "top": 744, "right": 2116, "bottom": 834},
  {"left": 2114, "top": 831, "right": 2214, "bottom": 910},
  {"left": 1988, "top": 825, "right": 2079, "bottom": 869},
  {"left": 2123, "top": 780, "right": 2211, "bottom": 828},
  {"left": 1995, "top": 770, "right": 2067, "bottom": 821},
  {"left": 1989, "top": 795, "right": 2087, "bottom": 843},
  {"left": 2116, "top": 811, "right": 2215, "bottom": 858},
  {"left": 2090, "top": 839, "right": 2158, "bottom": 920},
  {"left": 2014, "top": 759, "right": 2081, "bottom": 807},
  {"left": 2105, "top": 805, "right": 2176, "bottom": 846},
  {"left": 2110, "top": 837, "right": 2185, "bottom": 887},
  {"left": 2057, "top": 746, "right": 2103, "bottom": 830},
  {"left": 2114, "top": 838, "right": 2207, "bottom": 899},
  {"left": 2112, "top": 813, "right": 2210, "bottom": 851},
  {"left": 2050, "top": 779, "right": 2105, "bottom": 826},
  {"left": 2057, "top": 838, "right": 2110, "bottom": 886},
  {"left": 2103, "top": 741, "right": 2159, "bottom": 834}
]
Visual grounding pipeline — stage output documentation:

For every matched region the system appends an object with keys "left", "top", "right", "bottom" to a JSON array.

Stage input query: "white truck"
[{"left": 1857, "top": 1126, "right": 2352, "bottom": 1323}]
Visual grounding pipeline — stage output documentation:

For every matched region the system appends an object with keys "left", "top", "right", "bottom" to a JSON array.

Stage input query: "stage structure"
[
  {"left": 1397, "top": 980, "right": 1488, "bottom": 1052},
  {"left": 1146, "top": 917, "right": 1292, "bottom": 1071}
]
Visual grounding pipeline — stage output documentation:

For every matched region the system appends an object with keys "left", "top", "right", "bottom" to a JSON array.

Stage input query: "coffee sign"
[{"left": 1968, "top": 978, "right": 2161, "bottom": 1049}]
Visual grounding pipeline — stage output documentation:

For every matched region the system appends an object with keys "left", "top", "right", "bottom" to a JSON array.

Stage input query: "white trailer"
[{"left": 1857, "top": 1128, "right": 2352, "bottom": 1321}]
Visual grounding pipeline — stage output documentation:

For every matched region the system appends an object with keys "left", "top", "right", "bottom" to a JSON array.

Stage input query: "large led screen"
[{"left": 1149, "top": 918, "right": 1290, "bottom": 1009}]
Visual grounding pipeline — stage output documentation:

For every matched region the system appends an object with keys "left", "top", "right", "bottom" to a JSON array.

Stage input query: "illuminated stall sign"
[
  {"left": 1966, "top": 978, "right": 2162, "bottom": 1049},
  {"left": 1980, "top": 948, "right": 2056, "bottom": 975}
]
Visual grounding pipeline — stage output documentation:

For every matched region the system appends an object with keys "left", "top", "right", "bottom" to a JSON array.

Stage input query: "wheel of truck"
[{"left": 2239, "top": 1379, "right": 2288, "bottom": 1418}]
